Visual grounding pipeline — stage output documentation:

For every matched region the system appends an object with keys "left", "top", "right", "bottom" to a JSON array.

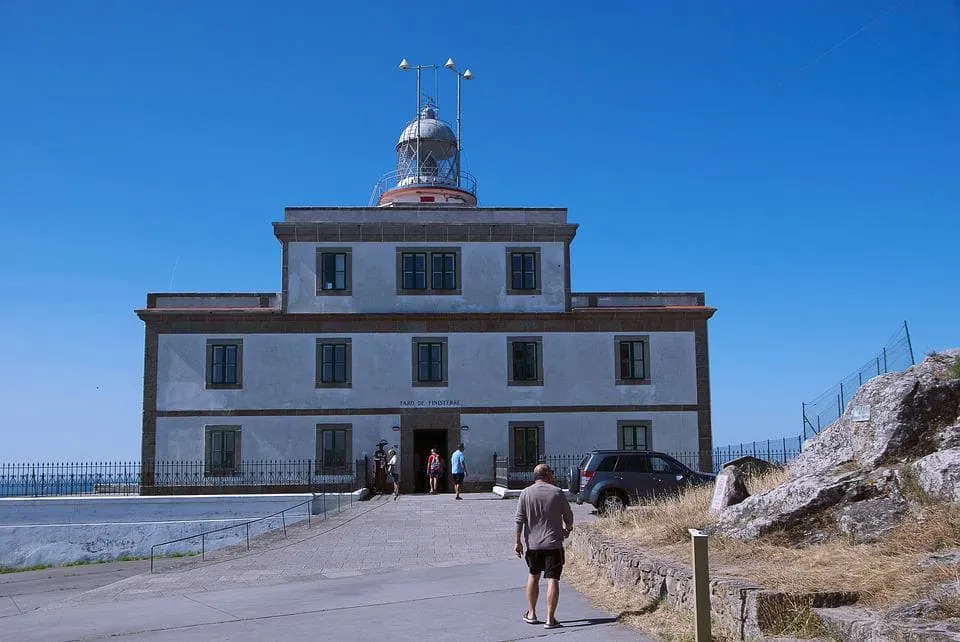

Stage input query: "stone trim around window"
[
  {"left": 506, "top": 336, "right": 544, "bottom": 387},
  {"left": 411, "top": 336, "right": 449, "bottom": 388},
  {"left": 205, "top": 339, "right": 244, "bottom": 389},
  {"left": 614, "top": 335, "right": 651, "bottom": 386},
  {"left": 509, "top": 421, "right": 545, "bottom": 470},
  {"left": 315, "top": 423, "right": 353, "bottom": 474},
  {"left": 505, "top": 247, "right": 542, "bottom": 295},
  {"left": 204, "top": 424, "right": 241, "bottom": 477},
  {"left": 617, "top": 420, "right": 651, "bottom": 451},
  {"left": 395, "top": 247, "right": 462, "bottom": 295},
  {"left": 315, "top": 338, "right": 352, "bottom": 388},
  {"left": 315, "top": 247, "right": 353, "bottom": 296}
]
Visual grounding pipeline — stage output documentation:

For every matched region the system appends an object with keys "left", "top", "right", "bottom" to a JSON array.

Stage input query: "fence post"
[
  {"left": 904, "top": 320, "right": 915, "bottom": 365},
  {"left": 492, "top": 453, "right": 497, "bottom": 485},
  {"left": 883, "top": 347, "right": 888, "bottom": 372},
  {"left": 689, "top": 529, "right": 711, "bottom": 641}
]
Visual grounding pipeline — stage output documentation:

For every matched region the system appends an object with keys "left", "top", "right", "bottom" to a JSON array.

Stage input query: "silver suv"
[{"left": 572, "top": 450, "right": 715, "bottom": 515}]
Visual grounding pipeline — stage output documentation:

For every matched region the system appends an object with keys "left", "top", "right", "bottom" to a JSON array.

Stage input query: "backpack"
[{"left": 429, "top": 456, "right": 442, "bottom": 473}]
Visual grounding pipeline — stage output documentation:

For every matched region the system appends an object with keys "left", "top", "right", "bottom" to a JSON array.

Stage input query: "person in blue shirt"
[{"left": 450, "top": 444, "right": 467, "bottom": 500}]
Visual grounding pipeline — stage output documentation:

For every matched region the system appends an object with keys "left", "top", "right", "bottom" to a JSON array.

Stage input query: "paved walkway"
[{"left": 3, "top": 493, "right": 649, "bottom": 640}]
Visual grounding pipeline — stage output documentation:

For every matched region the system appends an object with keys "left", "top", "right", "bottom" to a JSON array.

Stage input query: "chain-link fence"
[{"left": 802, "top": 321, "right": 915, "bottom": 440}]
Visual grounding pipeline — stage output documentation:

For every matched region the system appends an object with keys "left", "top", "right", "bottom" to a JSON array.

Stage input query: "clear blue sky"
[{"left": 1, "top": 1, "right": 958, "bottom": 461}]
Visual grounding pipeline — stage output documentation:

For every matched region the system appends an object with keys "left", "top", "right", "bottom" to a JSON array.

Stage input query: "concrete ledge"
[
  {"left": 816, "top": 606, "right": 960, "bottom": 641},
  {"left": 570, "top": 528, "right": 858, "bottom": 640},
  {"left": 492, "top": 486, "right": 577, "bottom": 500}
]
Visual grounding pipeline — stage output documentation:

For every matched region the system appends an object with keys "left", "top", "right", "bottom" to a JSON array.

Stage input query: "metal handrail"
[
  {"left": 369, "top": 169, "right": 478, "bottom": 205},
  {"left": 148, "top": 488, "right": 358, "bottom": 573}
]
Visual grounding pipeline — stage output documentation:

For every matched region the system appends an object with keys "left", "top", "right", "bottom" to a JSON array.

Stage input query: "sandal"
[
  {"left": 522, "top": 613, "right": 539, "bottom": 624},
  {"left": 543, "top": 621, "right": 563, "bottom": 629}
]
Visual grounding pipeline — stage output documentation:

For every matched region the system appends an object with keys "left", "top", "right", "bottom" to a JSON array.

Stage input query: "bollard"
[{"left": 688, "top": 528, "right": 711, "bottom": 642}]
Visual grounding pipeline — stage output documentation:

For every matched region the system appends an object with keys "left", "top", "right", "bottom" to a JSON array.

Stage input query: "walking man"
[
  {"left": 451, "top": 443, "right": 467, "bottom": 500},
  {"left": 515, "top": 463, "right": 574, "bottom": 630}
]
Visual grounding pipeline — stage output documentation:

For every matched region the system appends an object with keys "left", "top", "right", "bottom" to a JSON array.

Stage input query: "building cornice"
[
  {"left": 272, "top": 222, "right": 579, "bottom": 244},
  {"left": 134, "top": 308, "right": 716, "bottom": 333}
]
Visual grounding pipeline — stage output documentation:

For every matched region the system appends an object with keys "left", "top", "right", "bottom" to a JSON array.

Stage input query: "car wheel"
[{"left": 598, "top": 490, "right": 627, "bottom": 516}]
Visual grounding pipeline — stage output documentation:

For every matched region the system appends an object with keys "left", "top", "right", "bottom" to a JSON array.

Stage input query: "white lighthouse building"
[{"left": 136, "top": 62, "right": 716, "bottom": 493}]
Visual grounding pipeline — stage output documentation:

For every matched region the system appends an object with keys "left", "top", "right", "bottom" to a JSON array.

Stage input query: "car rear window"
[{"left": 595, "top": 455, "right": 618, "bottom": 472}]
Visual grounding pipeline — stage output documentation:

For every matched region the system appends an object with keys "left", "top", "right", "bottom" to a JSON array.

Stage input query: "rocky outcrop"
[
  {"left": 792, "top": 349, "right": 960, "bottom": 479},
  {"left": 708, "top": 464, "right": 750, "bottom": 516},
  {"left": 836, "top": 497, "right": 907, "bottom": 543},
  {"left": 716, "top": 350, "right": 960, "bottom": 543},
  {"left": 911, "top": 448, "right": 960, "bottom": 503}
]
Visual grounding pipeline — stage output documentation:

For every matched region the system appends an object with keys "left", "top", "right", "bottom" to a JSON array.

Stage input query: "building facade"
[{"left": 137, "top": 102, "right": 716, "bottom": 493}]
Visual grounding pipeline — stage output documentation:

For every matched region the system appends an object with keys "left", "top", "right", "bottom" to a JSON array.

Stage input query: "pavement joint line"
[
  {"left": 181, "top": 593, "right": 240, "bottom": 621},
  {"left": 72, "top": 581, "right": 552, "bottom": 639}
]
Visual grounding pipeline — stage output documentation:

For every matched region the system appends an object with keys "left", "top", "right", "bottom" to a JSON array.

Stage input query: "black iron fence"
[{"left": 0, "top": 459, "right": 369, "bottom": 498}]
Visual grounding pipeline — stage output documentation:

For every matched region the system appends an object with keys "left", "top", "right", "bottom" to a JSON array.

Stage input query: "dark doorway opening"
[{"left": 413, "top": 428, "right": 448, "bottom": 493}]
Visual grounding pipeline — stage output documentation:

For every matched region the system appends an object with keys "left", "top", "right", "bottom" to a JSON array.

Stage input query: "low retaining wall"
[
  {"left": 570, "top": 529, "right": 857, "bottom": 640},
  {"left": 0, "top": 492, "right": 362, "bottom": 568}
]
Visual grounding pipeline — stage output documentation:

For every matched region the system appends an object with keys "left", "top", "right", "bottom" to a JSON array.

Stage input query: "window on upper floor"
[
  {"left": 316, "top": 248, "right": 352, "bottom": 295},
  {"left": 431, "top": 252, "right": 457, "bottom": 291},
  {"left": 206, "top": 340, "right": 243, "bottom": 389},
  {"left": 397, "top": 248, "right": 461, "bottom": 294},
  {"left": 506, "top": 248, "right": 541, "bottom": 294},
  {"left": 507, "top": 337, "right": 543, "bottom": 386},
  {"left": 316, "top": 424, "right": 352, "bottom": 474},
  {"left": 316, "top": 339, "right": 352, "bottom": 388},
  {"left": 615, "top": 335, "right": 650, "bottom": 385},
  {"left": 412, "top": 337, "right": 448, "bottom": 387},
  {"left": 618, "top": 421, "right": 651, "bottom": 451},
  {"left": 205, "top": 426, "right": 241, "bottom": 476}
]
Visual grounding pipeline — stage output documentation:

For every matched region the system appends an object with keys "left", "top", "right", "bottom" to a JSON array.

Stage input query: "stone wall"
[{"left": 570, "top": 528, "right": 856, "bottom": 640}]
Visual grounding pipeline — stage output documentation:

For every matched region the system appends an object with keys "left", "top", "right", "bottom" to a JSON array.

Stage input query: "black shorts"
[
  {"left": 389, "top": 472, "right": 399, "bottom": 483},
  {"left": 525, "top": 548, "right": 565, "bottom": 579},
  {"left": 428, "top": 471, "right": 441, "bottom": 478},
  {"left": 452, "top": 473, "right": 465, "bottom": 484}
]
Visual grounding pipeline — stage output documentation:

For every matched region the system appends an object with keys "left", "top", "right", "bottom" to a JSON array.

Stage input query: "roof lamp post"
[
  {"left": 399, "top": 59, "right": 441, "bottom": 183},
  {"left": 445, "top": 59, "right": 473, "bottom": 188}
]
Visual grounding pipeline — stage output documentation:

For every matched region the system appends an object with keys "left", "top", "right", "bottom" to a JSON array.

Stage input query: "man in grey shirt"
[{"left": 515, "top": 463, "right": 574, "bottom": 629}]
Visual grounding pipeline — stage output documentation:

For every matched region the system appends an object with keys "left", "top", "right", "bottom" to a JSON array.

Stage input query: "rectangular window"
[
  {"left": 316, "top": 248, "right": 352, "bottom": 295},
  {"left": 506, "top": 247, "right": 542, "bottom": 295},
  {"left": 618, "top": 421, "right": 651, "bottom": 451},
  {"left": 322, "top": 253, "right": 347, "bottom": 290},
  {"left": 614, "top": 335, "right": 651, "bottom": 385},
  {"left": 411, "top": 337, "right": 449, "bottom": 387},
  {"left": 507, "top": 336, "right": 544, "bottom": 386},
  {"left": 431, "top": 252, "right": 457, "bottom": 290},
  {"left": 205, "top": 426, "right": 241, "bottom": 476},
  {"left": 401, "top": 252, "right": 428, "bottom": 290},
  {"left": 206, "top": 340, "right": 243, "bottom": 388},
  {"left": 316, "top": 424, "right": 352, "bottom": 473},
  {"left": 397, "top": 248, "right": 460, "bottom": 294},
  {"left": 418, "top": 342, "right": 443, "bottom": 381},
  {"left": 511, "top": 423, "right": 542, "bottom": 470},
  {"left": 316, "top": 339, "right": 352, "bottom": 388}
]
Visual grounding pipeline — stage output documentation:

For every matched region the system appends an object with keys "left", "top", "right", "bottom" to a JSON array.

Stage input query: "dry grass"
[{"left": 587, "top": 468, "right": 960, "bottom": 611}]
